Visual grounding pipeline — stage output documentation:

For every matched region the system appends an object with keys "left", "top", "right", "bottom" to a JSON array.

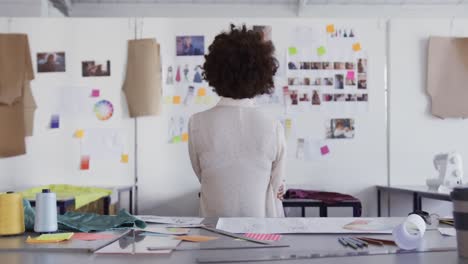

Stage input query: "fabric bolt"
[
  {"left": 284, "top": 189, "right": 361, "bottom": 205},
  {"left": 122, "top": 38, "right": 162, "bottom": 117},
  {"left": 427, "top": 37, "right": 468, "bottom": 118},
  {"left": 0, "top": 34, "right": 34, "bottom": 105},
  {"left": 188, "top": 97, "right": 286, "bottom": 218}
]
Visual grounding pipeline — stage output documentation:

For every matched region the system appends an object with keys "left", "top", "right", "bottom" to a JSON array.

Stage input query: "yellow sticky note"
[
  {"left": 195, "top": 96, "right": 203, "bottom": 104},
  {"left": 326, "top": 24, "right": 335, "bottom": 33},
  {"left": 182, "top": 133, "right": 189, "bottom": 142},
  {"left": 164, "top": 96, "right": 172, "bottom": 104},
  {"left": 27, "top": 233, "right": 74, "bottom": 244},
  {"left": 317, "top": 46, "right": 326, "bottom": 56},
  {"left": 204, "top": 96, "right": 212, "bottom": 105},
  {"left": 288, "top": 47, "right": 297, "bottom": 56},
  {"left": 173, "top": 96, "right": 181, "bottom": 105},
  {"left": 197, "top": 88, "right": 207, "bottom": 97},
  {"left": 74, "top": 129, "right": 84, "bottom": 139},
  {"left": 121, "top": 154, "right": 129, "bottom": 163},
  {"left": 352, "top": 42, "right": 362, "bottom": 52},
  {"left": 172, "top": 136, "right": 181, "bottom": 143},
  {"left": 175, "top": 235, "right": 218, "bottom": 243}
]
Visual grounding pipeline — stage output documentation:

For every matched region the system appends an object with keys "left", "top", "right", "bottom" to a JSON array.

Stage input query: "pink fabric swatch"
[{"left": 244, "top": 233, "right": 282, "bottom": 241}]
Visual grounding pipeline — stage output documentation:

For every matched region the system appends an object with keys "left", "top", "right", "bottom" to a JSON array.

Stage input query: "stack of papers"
[{"left": 137, "top": 215, "right": 203, "bottom": 226}]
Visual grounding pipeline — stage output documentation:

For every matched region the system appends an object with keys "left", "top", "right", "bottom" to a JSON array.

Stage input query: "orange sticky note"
[
  {"left": 121, "top": 154, "right": 129, "bottom": 163},
  {"left": 175, "top": 236, "right": 218, "bottom": 243},
  {"left": 173, "top": 96, "right": 181, "bottom": 105},
  {"left": 80, "top": 156, "right": 90, "bottom": 170},
  {"left": 353, "top": 42, "right": 362, "bottom": 52},
  {"left": 197, "top": 88, "right": 207, "bottom": 97},
  {"left": 326, "top": 24, "right": 335, "bottom": 33},
  {"left": 74, "top": 129, "right": 84, "bottom": 139},
  {"left": 182, "top": 133, "right": 189, "bottom": 142}
]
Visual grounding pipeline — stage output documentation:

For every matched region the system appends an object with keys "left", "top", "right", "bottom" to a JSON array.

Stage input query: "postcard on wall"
[
  {"left": 325, "top": 118, "right": 355, "bottom": 139},
  {"left": 82, "top": 60, "right": 111, "bottom": 77},
  {"left": 37, "top": 52, "right": 66, "bottom": 73},
  {"left": 253, "top": 25, "right": 272, "bottom": 42},
  {"left": 176, "top": 36, "right": 204, "bottom": 56}
]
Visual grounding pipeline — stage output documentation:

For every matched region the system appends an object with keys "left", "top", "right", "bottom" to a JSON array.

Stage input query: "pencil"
[
  {"left": 350, "top": 237, "right": 368, "bottom": 247},
  {"left": 338, "top": 237, "right": 348, "bottom": 247},
  {"left": 343, "top": 238, "right": 359, "bottom": 250}
]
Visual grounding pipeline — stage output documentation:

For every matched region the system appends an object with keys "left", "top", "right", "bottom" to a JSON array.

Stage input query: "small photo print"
[
  {"left": 323, "top": 77, "right": 334, "bottom": 86},
  {"left": 326, "top": 118, "right": 355, "bottom": 139},
  {"left": 176, "top": 36, "right": 204, "bottom": 56},
  {"left": 322, "top": 62, "right": 333, "bottom": 70},
  {"left": 300, "top": 62, "right": 311, "bottom": 70},
  {"left": 358, "top": 58, "right": 367, "bottom": 73},
  {"left": 37, "top": 52, "right": 65, "bottom": 73},
  {"left": 253, "top": 25, "right": 272, "bottom": 41},
  {"left": 304, "top": 77, "right": 311, "bottom": 86},
  {"left": 311, "top": 90, "right": 321, "bottom": 105},
  {"left": 334, "top": 62, "right": 345, "bottom": 70},
  {"left": 333, "top": 94, "right": 346, "bottom": 102},
  {"left": 290, "top": 90, "right": 299, "bottom": 105},
  {"left": 345, "top": 94, "right": 358, "bottom": 102},
  {"left": 358, "top": 74, "right": 367, "bottom": 89},
  {"left": 312, "top": 78, "right": 321, "bottom": 86},
  {"left": 311, "top": 62, "right": 322, "bottom": 70},
  {"left": 288, "top": 62, "right": 299, "bottom": 70},
  {"left": 322, "top": 94, "right": 333, "bottom": 102},
  {"left": 345, "top": 62, "right": 355, "bottom": 70},
  {"left": 288, "top": 77, "right": 309, "bottom": 86},
  {"left": 357, "top": 94, "right": 368, "bottom": 102},
  {"left": 82, "top": 60, "right": 111, "bottom": 77},
  {"left": 299, "top": 92, "right": 310, "bottom": 102},
  {"left": 346, "top": 78, "right": 356, "bottom": 86},
  {"left": 334, "top": 74, "right": 344, "bottom": 89}
]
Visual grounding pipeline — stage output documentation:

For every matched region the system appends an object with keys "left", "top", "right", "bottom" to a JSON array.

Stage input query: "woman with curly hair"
[{"left": 188, "top": 25, "right": 286, "bottom": 217}]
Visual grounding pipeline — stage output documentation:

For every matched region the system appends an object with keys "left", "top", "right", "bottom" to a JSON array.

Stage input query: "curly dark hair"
[{"left": 202, "top": 24, "right": 278, "bottom": 99}]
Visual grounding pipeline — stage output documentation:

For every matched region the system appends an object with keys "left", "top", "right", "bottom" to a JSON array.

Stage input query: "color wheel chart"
[{"left": 94, "top": 100, "right": 114, "bottom": 121}]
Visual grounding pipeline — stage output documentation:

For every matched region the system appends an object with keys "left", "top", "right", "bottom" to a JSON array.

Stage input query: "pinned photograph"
[
  {"left": 299, "top": 92, "right": 310, "bottom": 102},
  {"left": 333, "top": 94, "right": 346, "bottom": 102},
  {"left": 300, "top": 62, "right": 311, "bottom": 70},
  {"left": 176, "top": 36, "right": 204, "bottom": 56},
  {"left": 322, "top": 62, "right": 333, "bottom": 70},
  {"left": 326, "top": 118, "right": 355, "bottom": 139},
  {"left": 288, "top": 62, "right": 299, "bottom": 70},
  {"left": 334, "top": 62, "right": 345, "bottom": 70},
  {"left": 312, "top": 78, "right": 321, "bottom": 86},
  {"left": 82, "top": 60, "right": 111, "bottom": 77},
  {"left": 37, "top": 52, "right": 66, "bottom": 73},
  {"left": 253, "top": 25, "right": 272, "bottom": 41},
  {"left": 311, "top": 62, "right": 322, "bottom": 70},
  {"left": 322, "top": 94, "right": 333, "bottom": 102},
  {"left": 357, "top": 94, "right": 368, "bottom": 101},
  {"left": 346, "top": 78, "right": 356, "bottom": 86},
  {"left": 334, "top": 74, "right": 344, "bottom": 89},
  {"left": 304, "top": 77, "right": 311, "bottom": 86},
  {"left": 345, "top": 94, "right": 358, "bottom": 101},
  {"left": 290, "top": 90, "right": 299, "bottom": 105},
  {"left": 345, "top": 62, "right": 354, "bottom": 70},
  {"left": 358, "top": 58, "right": 367, "bottom": 73},
  {"left": 323, "top": 78, "right": 334, "bottom": 86},
  {"left": 312, "top": 90, "right": 321, "bottom": 105},
  {"left": 358, "top": 74, "right": 367, "bottom": 89}
]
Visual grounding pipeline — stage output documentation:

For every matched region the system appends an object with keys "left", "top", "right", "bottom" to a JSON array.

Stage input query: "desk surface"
[
  {"left": 376, "top": 185, "right": 451, "bottom": 199},
  {"left": 0, "top": 217, "right": 461, "bottom": 264}
]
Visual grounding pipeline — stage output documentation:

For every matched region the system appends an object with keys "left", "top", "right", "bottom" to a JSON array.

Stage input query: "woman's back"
[{"left": 189, "top": 97, "right": 284, "bottom": 217}]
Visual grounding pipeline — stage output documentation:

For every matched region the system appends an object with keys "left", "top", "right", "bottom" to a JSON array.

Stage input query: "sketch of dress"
[
  {"left": 183, "top": 64, "right": 189, "bottom": 82},
  {"left": 166, "top": 66, "right": 174, "bottom": 84},
  {"left": 175, "top": 66, "right": 181, "bottom": 82},
  {"left": 193, "top": 65, "right": 202, "bottom": 83}
]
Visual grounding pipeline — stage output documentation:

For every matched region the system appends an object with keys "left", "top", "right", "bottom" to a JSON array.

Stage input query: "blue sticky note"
[{"left": 50, "top": 115, "right": 60, "bottom": 129}]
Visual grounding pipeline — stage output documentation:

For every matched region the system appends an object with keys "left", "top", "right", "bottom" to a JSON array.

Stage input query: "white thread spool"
[{"left": 34, "top": 189, "right": 58, "bottom": 233}]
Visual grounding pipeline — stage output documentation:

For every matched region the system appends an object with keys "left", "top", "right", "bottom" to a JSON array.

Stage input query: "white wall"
[
  {"left": 388, "top": 18, "right": 468, "bottom": 216},
  {"left": 136, "top": 18, "right": 387, "bottom": 217},
  {"left": 69, "top": 3, "right": 468, "bottom": 18},
  {"left": 0, "top": 18, "right": 135, "bottom": 192},
  {"left": 0, "top": 0, "right": 64, "bottom": 17}
]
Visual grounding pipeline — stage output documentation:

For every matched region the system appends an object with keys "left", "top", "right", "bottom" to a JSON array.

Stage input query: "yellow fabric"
[
  {"left": 26, "top": 232, "right": 74, "bottom": 243},
  {"left": 20, "top": 185, "right": 112, "bottom": 209}
]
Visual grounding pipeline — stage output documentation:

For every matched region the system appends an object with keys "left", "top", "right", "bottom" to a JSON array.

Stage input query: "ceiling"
[{"left": 70, "top": 0, "right": 468, "bottom": 5}]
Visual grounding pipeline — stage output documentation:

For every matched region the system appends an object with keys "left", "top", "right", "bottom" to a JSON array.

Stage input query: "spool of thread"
[
  {"left": 0, "top": 192, "right": 25, "bottom": 236},
  {"left": 34, "top": 189, "right": 58, "bottom": 233}
]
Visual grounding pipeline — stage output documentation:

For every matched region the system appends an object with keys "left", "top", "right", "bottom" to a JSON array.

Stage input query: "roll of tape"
[
  {"left": 0, "top": 192, "right": 25, "bottom": 236},
  {"left": 392, "top": 214, "right": 427, "bottom": 250}
]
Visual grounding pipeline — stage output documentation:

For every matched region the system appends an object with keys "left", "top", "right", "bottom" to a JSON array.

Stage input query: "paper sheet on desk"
[
  {"left": 216, "top": 218, "right": 403, "bottom": 234},
  {"left": 137, "top": 215, "right": 203, "bottom": 226}
]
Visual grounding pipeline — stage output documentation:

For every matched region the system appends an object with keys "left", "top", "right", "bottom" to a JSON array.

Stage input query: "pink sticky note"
[
  {"left": 346, "top": 71, "right": 355, "bottom": 80},
  {"left": 320, "top": 145, "right": 330, "bottom": 155},
  {"left": 91, "top": 89, "right": 100, "bottom": 97}
]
